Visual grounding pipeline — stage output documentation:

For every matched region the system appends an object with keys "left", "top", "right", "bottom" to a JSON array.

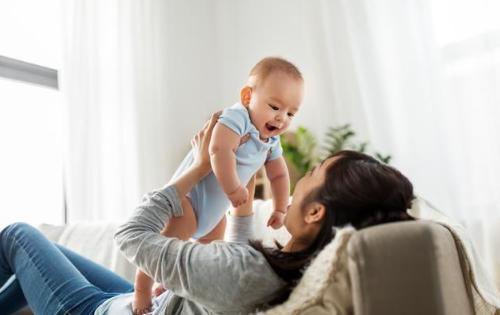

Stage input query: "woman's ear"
[
  {"left": 304, "top": 202, "right": 326, "bottom": 224},
  {"left": 240, "top": 86, "right": 252, "bottom": 106}
]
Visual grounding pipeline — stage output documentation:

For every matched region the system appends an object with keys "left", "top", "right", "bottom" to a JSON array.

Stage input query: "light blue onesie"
[{"left": 170, "top": 103, "right": 283, "bottom": 239}]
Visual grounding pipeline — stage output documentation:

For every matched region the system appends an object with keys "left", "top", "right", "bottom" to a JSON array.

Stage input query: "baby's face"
[{"left": 245, "top": 72, "right": 304, "bottom": 140}]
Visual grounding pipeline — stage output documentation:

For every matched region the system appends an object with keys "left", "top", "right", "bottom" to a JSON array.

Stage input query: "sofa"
[{"left": 9, "top": 199, "right": 475, "bottom": 315}]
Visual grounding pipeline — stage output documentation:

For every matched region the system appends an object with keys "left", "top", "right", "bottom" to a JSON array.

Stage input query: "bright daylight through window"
[{"left": 0, "top": 0, "right": 63, "bottom": 228}]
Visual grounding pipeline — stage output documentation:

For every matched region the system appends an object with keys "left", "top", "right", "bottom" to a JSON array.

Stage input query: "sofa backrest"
[
  {"left": 39, "top": 222, "right": 136, "bottom": 282},
  {"left": 347, "top": 221, "right": 474, "bottom": 315}
]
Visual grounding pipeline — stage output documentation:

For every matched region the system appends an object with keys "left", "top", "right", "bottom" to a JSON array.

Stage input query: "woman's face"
[{"left": 284, "top": 157, "right": 336, "bottom": 236}]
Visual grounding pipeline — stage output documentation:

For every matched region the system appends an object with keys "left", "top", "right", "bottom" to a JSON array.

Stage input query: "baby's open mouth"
[{"left": 265, "top": 123, "right": 278, "bottom": 132}]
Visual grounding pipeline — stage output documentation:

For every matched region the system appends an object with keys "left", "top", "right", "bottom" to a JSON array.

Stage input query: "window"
[
  {"left": 0, "top": 0, "right": 63, "bottom": 228},
  {"left": 0, "top": 0, "right": 62, "bottom": 68}
]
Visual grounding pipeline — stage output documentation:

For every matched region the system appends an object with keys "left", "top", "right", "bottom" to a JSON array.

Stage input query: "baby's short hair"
[{"left": 248, "top": 57, "right": 303, "bottom": 87}]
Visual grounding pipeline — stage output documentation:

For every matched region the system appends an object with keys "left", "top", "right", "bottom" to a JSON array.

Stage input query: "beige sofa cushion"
[{"left": 348, "top": 221, "right": 474, "bottom": 315}]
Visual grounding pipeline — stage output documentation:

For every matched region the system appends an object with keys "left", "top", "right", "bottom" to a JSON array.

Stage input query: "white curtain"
[
  {"left": 311, "top": 0, "right": 500, "bottom": 288},
  {"left": 61, "top": 0, "right": 499, "bottom": 287},
  {"left": 434, "top": 0, "right": 500, "bottom": 288},
  {"left": 61, "top": 1, "right": 225, "bottom": 221}
]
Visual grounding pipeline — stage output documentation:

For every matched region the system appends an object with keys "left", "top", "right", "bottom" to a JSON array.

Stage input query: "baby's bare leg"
[
  {"left": 197, "top": 216, "right": 227, "bottom": 244},
  {"left": 198, "top": 175, "right": 256, "bottom": 244},
  {"left": 133, "top": 196, "right": 196, "bottom": 314},
  {"left": 161, "top": 196, "right": 197, "bottom": 238}
]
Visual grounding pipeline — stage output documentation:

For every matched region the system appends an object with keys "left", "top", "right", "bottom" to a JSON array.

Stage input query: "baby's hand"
[
  {"left": 228, "top": 185, "right": 249, "bottom": 207},
  {"left": 267, "top": 210, "right": 285, "bottom": 229}
]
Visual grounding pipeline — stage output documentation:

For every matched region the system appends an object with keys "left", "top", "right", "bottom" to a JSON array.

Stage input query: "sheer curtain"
[
  {"left": 431, "top": 0, "right": 500, "bottom": 288},
  {"left": 311, "top": 0, "right": 500, "bottom": 287},
  {"left": 61, "top": 0, "right": 222, "bottom": 221}
]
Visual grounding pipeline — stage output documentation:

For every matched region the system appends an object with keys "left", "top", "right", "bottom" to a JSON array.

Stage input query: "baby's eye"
[
  {"left": 287, "top": 112, "right": 295, "bottom": 117},
  {"left": 268, "top": 104, "right": 279, "bottom": 110}
]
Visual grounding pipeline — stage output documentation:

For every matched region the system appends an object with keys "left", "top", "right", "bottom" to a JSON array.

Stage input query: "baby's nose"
[{"left": 275, "top": 112, "right": 286, "bottom": 121}]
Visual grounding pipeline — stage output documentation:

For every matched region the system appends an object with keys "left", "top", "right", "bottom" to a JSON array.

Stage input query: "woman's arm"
[
  {"left": 173, "top": 113, "right": 219, "bottom": 196},
  {"left": 115, "top": 187, "right": 281, "bottom": 312},
  {"left": 114, "top": 113, "right": 282, "bottom": 312},
  {"left": 114, "top": 112, "right": 220, "bottom": 260}
]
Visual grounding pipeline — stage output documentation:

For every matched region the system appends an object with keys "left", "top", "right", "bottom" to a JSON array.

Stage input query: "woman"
[{"left": 0, "top": 113, "right": 415, "bottom": 314}]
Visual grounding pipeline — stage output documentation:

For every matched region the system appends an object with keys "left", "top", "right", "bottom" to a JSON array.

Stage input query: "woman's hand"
[
  {"left": 172, "top": 111, "right": 221, "bottom": 197},
  {"left": 191, "top": 111, "right": 222, "bottom": 177}
]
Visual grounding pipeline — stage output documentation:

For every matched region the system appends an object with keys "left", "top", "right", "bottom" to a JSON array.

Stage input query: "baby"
[{"left": 133, "top": 57, "right": 304, "bottom": 314}]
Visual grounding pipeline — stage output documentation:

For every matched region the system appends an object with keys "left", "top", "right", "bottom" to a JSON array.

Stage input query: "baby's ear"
[{"left": 240, "top": 86, "right": 252, "bottom": 106}]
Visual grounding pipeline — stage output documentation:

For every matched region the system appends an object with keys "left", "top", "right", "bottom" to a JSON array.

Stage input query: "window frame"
[{"left": 0, "top": 55, "right": 58, "bottom": 89}]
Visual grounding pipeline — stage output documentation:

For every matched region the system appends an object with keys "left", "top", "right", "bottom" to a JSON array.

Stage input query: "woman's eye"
[{"left": 268, "top": 104, "right": 279, "bottom": 110}]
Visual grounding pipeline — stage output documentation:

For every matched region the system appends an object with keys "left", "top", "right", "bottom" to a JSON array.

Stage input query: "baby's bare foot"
[{"left": 133, "top": 288, "right": 153, "bottom": 315}]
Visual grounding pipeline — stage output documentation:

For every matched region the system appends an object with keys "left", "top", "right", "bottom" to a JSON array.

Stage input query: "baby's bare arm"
[
  {"left": 209, "top": 123, "right": 242, "bottom": 195},
  {"left": 265, "top": 156, "right": 290, "bottom": 213}
]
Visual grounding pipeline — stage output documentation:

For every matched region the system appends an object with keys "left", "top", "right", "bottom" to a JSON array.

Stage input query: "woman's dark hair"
[{"left": 250, "top": 150, "right": 415, "bottom": 309}]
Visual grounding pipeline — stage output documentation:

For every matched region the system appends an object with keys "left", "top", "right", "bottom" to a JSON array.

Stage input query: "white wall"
[{"left": 145, "top": 1, "right": 339, "bottom": 176}]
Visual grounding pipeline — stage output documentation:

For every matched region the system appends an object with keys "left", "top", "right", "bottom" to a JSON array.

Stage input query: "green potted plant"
[
  {"left": 280, "top": 127, "right": 318, "bottom": 191},
  {"left": 280, "top": 124, "right": 391, "bottom": 192},
  {"left": 322, "top": 124, "right": 391, "bottom": 163}
]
